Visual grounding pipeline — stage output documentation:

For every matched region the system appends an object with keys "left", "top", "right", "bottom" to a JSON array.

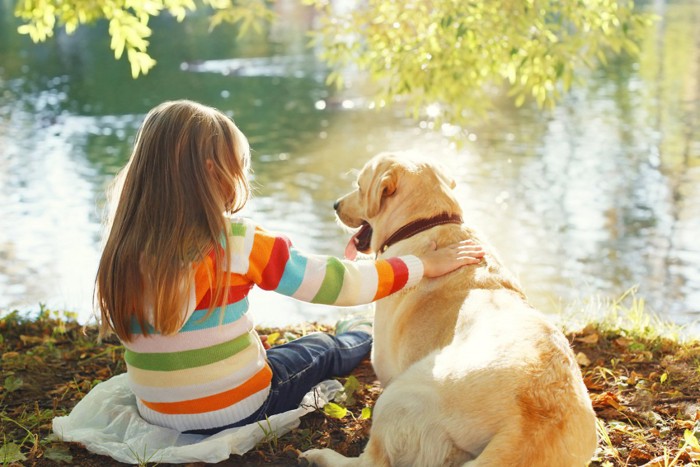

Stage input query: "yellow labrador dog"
[{"left": 300, "top": 153, "right": 597, "bottom": 467}]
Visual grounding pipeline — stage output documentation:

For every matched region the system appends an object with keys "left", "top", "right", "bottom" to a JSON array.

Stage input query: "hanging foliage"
[{"left": 13, "top": 0, "right": 654, "bottom": 120}]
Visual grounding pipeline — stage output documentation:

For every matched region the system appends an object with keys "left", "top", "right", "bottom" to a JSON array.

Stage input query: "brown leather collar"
[{"left": 378, "top": 213, "right": 463, "bottom": 255}]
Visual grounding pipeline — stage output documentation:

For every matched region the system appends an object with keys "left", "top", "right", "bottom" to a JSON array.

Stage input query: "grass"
[
  {"left": 562, "top": 288, "right": 700, "bottom": 466},
  {"left": 2, "top": 292, "right": 700, "bottom": 466}
]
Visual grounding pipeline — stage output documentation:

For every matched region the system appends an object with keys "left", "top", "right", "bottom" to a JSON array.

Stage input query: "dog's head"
[{"left": 335, "top": 153, "right": 461, "bottom": 259}]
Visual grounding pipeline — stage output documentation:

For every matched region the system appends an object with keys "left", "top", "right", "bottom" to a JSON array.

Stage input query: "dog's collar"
[{"left": 377, "top": 213, "right": 463, "bottom": 255}]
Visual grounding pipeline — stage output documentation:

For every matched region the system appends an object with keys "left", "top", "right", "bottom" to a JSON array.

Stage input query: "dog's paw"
[
  {"left": 298, "top": 449, "right": 324, "bottom": 466},
  {"left": 298, "top": 448, "right": 345, "bottom": 466}
]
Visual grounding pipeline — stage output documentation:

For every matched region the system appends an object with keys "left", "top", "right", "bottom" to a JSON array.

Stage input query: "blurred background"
[{"left": 0, "top": 0, "right": 698, "bottom": 330}]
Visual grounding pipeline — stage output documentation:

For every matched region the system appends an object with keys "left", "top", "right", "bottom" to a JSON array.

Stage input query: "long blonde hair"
[{"left": 96, "top": 100, "right": 250, "bottom": 341}]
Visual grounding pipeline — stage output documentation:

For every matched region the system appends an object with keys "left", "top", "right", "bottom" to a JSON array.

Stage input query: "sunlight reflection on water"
[{"left": 0, "top": 1, "right": 699, "bottom": 333}]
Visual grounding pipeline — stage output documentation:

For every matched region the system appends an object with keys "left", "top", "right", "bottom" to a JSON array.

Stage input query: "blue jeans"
[{"left": 186, "top": 331, "right": 372, "bottom": 435}]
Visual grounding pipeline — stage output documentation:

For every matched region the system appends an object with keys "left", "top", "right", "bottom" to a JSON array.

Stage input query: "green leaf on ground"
[
  {"left": 3, "top": 375, "right": 23, "bottom": 392},
  {"left": 323, "top": 402, "right": 348, "bottom": 419},
  {"left": 0, "top": 442, "right": 27, "bottom": 463},
  {"left": 360, "top": 407, "right": 372, "bottom": 420},
  {"left": 341, "top": 375, "right": 361, "bottom": 406},
  {"left": 44, "top": 444, "right": 73, "bottom": 463}
]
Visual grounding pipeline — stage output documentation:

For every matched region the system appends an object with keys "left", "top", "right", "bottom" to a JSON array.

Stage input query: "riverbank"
[{"left": 2, "top": 300, "right": 700, "bottom": 466}]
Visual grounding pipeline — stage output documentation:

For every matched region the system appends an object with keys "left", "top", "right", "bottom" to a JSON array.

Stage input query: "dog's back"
[{"left": 372, "top": 223, "right": 523, "bottom": 382}]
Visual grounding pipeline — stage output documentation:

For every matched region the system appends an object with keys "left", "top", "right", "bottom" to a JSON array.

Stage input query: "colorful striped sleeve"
[{"left": 228, "top": 218, "right": 424, "bottom": 306}]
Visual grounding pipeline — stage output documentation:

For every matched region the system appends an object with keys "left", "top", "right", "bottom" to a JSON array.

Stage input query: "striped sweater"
[{"left": 123, "top": 217, "right": 424, "bottom": 433}]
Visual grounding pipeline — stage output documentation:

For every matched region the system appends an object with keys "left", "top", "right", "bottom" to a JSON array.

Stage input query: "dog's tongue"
[{"left": 344, "top": 222, "right": 373, "bottom": 260}]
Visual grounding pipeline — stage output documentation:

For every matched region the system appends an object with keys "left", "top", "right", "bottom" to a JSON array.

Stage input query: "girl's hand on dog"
[{"left": 420, "top": 239, "right": 484, "bottom": 277}]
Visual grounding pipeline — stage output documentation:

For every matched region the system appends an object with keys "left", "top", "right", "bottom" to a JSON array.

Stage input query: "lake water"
[{"left": 0, "top": 1, "right": 699, "bottom": 330}]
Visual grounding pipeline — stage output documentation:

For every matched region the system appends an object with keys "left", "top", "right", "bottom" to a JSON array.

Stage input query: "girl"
[{"left": 96, "top": 100, "right": 484, "bottom": 435}]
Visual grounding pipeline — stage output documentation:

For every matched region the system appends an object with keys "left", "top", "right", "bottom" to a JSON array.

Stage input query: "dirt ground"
[{"left": 2, "top": 310, "right": 700, "bottom": 466}]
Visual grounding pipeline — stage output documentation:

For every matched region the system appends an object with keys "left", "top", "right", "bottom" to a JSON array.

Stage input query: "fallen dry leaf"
[
  {"left": 615, "top": 337, "right": 632, "bottom": 348},
  {"left": 576, "top": 352, "right": 592, "bottom": 367},
  {"left": 576, "top": 333, "right": 600, "bottom": 345},
  {"left": 627, "top": 371, "right": 642, "bottom": 386},
  {"left": 19, "top": 335, "right": 54, "bottom": 346},
  {"left": 591, "top": 391, "right": 624, "bottom": 411},
  {"left": 627, "top": 447, "right": 653, "bottom": 463},
  {"left": 583, "top": 375, "right": 605, "bottom": 391}
]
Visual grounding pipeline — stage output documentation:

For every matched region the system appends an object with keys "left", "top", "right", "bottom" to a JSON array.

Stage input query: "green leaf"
[
  {"left": 266, "top": 332, "right": 280, "bottom": 346},
  {"left": 360, "top": 407, "right": 372, "bottom": 420},
  {"left": 343, "top": 375, "right": 361, "bottom": 397},
  {"left": 0, "top": 442, "right": 26, "bottom": 463},
  {"left": 323, "top": 402, "right": 348, "bottom": 419},
  {"left": 334, "top": 375, "right": 362, "bottom": 406},
  {"left": 109, "top": 20, "right": 126, "bottom": 59},
  {"left": 628, "top": 342, "right": 646, "bottom": 352},
  {"left": 65, "top": 19, "right": 78, "bottom": 34},
  {"left": 44, "top": 444, "right": 73, "bottom": 463},
  {"left": 127, "top": 49, "right": 156, "bottom": 78},
  {"left": 17, "top": 24, "right": 35, "bottom": 36},
  {"left": 4, "top": 375, "right": 23, "bottom": 392},
  {"left": 505, "top": 63, "right": 517, "bottom": 84},
  {"left": 684, "top": 429, "right": 700, "bottom": 449},
  {"left": 283, "top": 331, "right": 298, "bottom": 343}
]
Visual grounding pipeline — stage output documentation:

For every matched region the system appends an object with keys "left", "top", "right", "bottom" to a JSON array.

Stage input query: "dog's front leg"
[{"left": 299, "top": 448, "right": 361, "bottom": 467}]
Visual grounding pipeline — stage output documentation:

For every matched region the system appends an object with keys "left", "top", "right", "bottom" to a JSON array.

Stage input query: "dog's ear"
[{"left": 365, "top": 164, "right": 399, "bottom": 218}]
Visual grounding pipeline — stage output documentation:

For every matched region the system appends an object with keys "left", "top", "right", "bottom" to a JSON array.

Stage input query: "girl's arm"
[{"left": 232, "top": 219, "right": 483, "bottom": 306}]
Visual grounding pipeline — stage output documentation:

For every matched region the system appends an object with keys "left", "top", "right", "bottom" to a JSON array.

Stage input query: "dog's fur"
[{"left": 300, "top": 153, "right": 597, "bottom": 467}]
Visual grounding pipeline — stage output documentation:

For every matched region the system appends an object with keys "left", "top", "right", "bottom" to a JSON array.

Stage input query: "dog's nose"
[{"left": 333, "top": 199, "right": 340, "bottom": 211}]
